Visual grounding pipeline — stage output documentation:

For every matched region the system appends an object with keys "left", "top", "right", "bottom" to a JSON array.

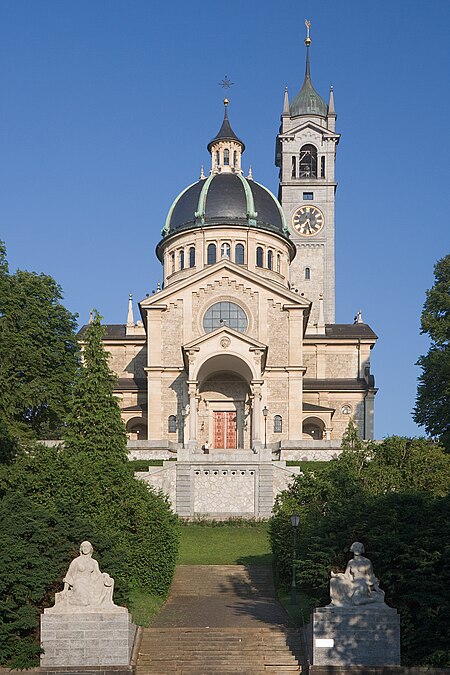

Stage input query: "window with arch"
[
  {"left": 299, "top": 144, "right": 318, "bottom": 178},
  {"left": 274, "top": 415, "right": 282, "bottom": 433},
  {"left": 168, "top": 415, "right": 177, "bottom": 433},
  {"left": 203, "top": 301, "right": 248, "bottom": 334},
  {"left": 321, "top": 156, "right": 325, "bottom": 178},
  {"left": 221, "top": 242, "right": 231, "bottom": 259},
  {"left": 189, "top": 246, "right": 195, "bottom": 268},
  {"left": 233, "top": 150, "right": 238, "bottom": 166},
  {"left": 179, "top": 249, "right": 185, "bottom": 270},
  {"left": 223, "top": 148, "right": 230, "bottom": 165},
  {"left": 341, "top": 404, "right": 352, "bottom": 415},
  {"left": 267, "top": 250, "right": 273, "bottom": 270},
  {"left": 276, "top": 253, "right": 281, "bottom": 273},
  {"left": 256, "top": 246, "right": 264, "bottom": 268},
  {"left": 170, "top": 252, "right": 175, "bottom": 274},
  {"left": 215, "top": 150, "right": 220, "bottom": 166},
  {"left": 207, "top": 243, "right": 217, "bottom": 264},
  {"left": 305, "top": 267, "right": 311, "bottom": 280},
  {"left": 235, "top": 243, "right": 245, "bottom": 265}
]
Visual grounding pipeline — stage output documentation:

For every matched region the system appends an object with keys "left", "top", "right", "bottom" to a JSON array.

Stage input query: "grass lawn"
[
  {"left": 128, "top": 589, "right": 166, "bottom": 626},
  {"left": 178, "top": 522, "right": 272, "bottom": 565}
]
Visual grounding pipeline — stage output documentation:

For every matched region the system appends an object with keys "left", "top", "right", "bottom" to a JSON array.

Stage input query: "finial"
[
  {"left": 156, "top": 282, "right": 161, "bottom": 291},
  {"left": 354, "top": 309, "right": 364, "bottom": 324},
  {"left": 247, "top": 166, "right": 253, "bottom": 180},
  {"left": 219, "top": 75, "right": 234, "bottom": 89},
  {"left": 283, "top": 86, "right": 290, "bottom": 114},
  {"left": 127, "top": 293, "right": 134, "bottom": 328},
  {"left": 305, "top": 19, "right": 312, "bottom": 46},
  {"left": 223, "top": 98, "right": 229, "bottom": 107},
  {"left": 89, "top": 309, "right": 93, "bottom": 324},
  {"left": 200, "top": 165, "right": 205, "bottom": 179}
]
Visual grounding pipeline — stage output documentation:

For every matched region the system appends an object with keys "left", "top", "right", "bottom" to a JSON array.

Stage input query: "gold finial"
[
  {"left": 223, "top": 98, "right": 229, "bottom": 106},
  {"left": 305, "top": 18, "right": 312, "bottom": 46}
]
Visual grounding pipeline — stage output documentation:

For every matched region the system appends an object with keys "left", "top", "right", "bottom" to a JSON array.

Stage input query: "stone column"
[
  {"left": 251, "top": 381, "right": 263, "bottom": 447},
  {"left": 187, "top": 381, "right": 198, "bottom": 447}
]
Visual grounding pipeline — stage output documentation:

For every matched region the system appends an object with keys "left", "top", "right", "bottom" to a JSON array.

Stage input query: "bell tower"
[{"left": 276, "top": 20, "right": 340, "bottom": 329}]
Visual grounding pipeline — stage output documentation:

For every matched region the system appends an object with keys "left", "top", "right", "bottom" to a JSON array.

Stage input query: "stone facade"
[{"left": 77, "top": 35, "right": 378, "bottom": 517}]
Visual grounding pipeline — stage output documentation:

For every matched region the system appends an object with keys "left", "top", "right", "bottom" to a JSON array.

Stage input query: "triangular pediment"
[
  {"left": 182, "top": 326, "right": 268, "bottom": 374},
  {"left": 279, "top": 119, "right": 339, "bottom": 141},
  {"left": 139, "top": 258, "right": 311, "bottom": 311}
]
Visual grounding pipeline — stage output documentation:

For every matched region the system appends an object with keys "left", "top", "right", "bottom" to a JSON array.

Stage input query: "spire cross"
[{"left": 219, "top": 75, "right": 234, "bottom": 89}]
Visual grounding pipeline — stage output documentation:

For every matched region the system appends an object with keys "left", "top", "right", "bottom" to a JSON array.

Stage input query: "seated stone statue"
[
  {"left": 328, "top": 541, "right": 386, "bottom": 608},
  {"left": 47, "top": 541, "right": 123, "bottom": 613}
]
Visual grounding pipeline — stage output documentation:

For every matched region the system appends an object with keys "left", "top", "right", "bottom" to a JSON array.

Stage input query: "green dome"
[{"left": 290, "top": 75, "right": 327, "bottom": 117}]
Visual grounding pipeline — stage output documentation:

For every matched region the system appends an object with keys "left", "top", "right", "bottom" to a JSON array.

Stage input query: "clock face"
[{"left": 292, "top": 205, "right": 324, "bottom": 236}]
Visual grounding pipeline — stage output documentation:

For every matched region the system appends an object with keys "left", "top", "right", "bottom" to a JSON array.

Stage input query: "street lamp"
[
  {"left": 290, "top": 512, "right": 300, "bottom": 605},
  {"left": 262, "top": 405, "right": 269, "bottom": 449}
]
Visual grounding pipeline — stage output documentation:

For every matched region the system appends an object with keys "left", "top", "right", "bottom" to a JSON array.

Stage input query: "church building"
[{"left": 80, "top": 26, "right": 378, "bottom": 517}]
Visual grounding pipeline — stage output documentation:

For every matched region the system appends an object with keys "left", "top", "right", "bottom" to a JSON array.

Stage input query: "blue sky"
[{"left": 1, "top": 0, "right": 449, "bottom": 439}]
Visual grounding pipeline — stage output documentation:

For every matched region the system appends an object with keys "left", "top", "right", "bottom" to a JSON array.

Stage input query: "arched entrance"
[
  {"left": 303, "top": 416, "right": 325, "bottom": 440},
  {"left": 126, "top": 417, "right": 148, "bottom": 440},
  {"left": 199, "top": 372, "right": 251, "bottom": 449},
  {"left": 193, "top": 353, "right": 256, "bottom": 450}
]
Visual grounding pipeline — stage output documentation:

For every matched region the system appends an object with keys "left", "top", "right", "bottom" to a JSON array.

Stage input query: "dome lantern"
[{"left": 207, "top": 99, "right": 245, "bottom": 174}]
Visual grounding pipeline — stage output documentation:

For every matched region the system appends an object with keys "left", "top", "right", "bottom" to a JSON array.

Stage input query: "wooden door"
[{"left": 214, "top": 411, "right": 237, "bottom": 449}]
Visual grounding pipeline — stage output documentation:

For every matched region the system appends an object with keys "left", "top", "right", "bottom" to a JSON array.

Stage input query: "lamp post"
[
  {"left": 262, "top": 405, "right": 269, "bottom": 449},
  {"left": 290, "top": 512, "right": 300, "bottom": 605}
]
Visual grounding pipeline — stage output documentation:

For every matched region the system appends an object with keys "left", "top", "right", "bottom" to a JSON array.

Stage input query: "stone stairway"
[
  {"left": 136, "top": 626, "right": 303, "bottom": 673},
  {"left": 135, "top": 565, "right": 304, "bottom": 674}
]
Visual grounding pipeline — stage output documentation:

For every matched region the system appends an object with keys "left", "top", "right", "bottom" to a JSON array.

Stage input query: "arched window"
[
  {"left": 267, "top": 250, "right": 273, "bottom": 270},
  {"left": 179, "top": 249, "right": 184, "bottom": 270},
  {"left": 235, "top": 243, "right": 245, "bottom": 265},
  {"left": 203, "top": 301, "right": 248, "bottom": 334},
  {"left": 207, "top": 243, "right": 217, "bottom": 265},
  {"left": 233, "top": 150, "right": 238, "bottom": 167},
  {"left": 274, "top": 415, "right": 282, "bottom": 433},
  {"left": 256, "top": 246, "right": 264, "bottom": 268},
  {"left": 170, "top": 252, "right": 175, "bottom": 274},
  {"left": 189, "top": 246, "right": 195, "bottom": 268},
  {"left": 299, "top": 144, "right": 318, "bottom": 178},
  {"left": 168, "top": 415, "right": 177, "bottom": 433},
  {"left": 223, "top": 148, "right": 230, "bottom": 165},
  {"left": 305, "top": 267, "right": 311, "bottom": 280},
  {"left": 215, "top": 150, "right": 220, "bottom": 166},
  {"left": 221, "top": 242, "right": 231, "bottom": 259},
  {"left": 291, "top": 156, "right": 296, "bottom": 178},
  {"left": 321, "top": 156, "right": 325, "bottom": 178},
  {"left": 276, "top": 253, "right": 281, "bottom": 273}
]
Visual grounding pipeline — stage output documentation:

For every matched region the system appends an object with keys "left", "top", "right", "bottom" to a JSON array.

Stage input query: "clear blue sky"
[{"left": 1, "top": 0, "right": 449, "bottom": 439}]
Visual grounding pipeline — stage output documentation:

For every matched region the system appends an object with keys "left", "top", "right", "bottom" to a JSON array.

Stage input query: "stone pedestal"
[
  {"left": 310, "top": 606, "right": 400, "bottom": 667},
  {"left": 40, "top": 609, "right": 136, "bottom": 667}
]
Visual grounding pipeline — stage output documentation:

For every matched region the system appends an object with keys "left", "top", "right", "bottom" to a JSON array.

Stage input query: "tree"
[
  {"left": 270, "top": 427, "right": 450, "bottom": 665},
  {"left": 414, "top": 254, "right": 450, "bottom": 451},
  {"left": 0, "top": 242, "right": 79, "bottom": 441},
  {"left": 64, "top": 310, "right": 127, "bottom": 458}
]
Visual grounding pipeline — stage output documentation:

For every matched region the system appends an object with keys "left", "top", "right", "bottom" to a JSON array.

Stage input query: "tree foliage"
[
  {"left": 414, "top": 254, "right": 450, "bottom": 451},
  {"left": 0, "top": 241, "right": 79, "bottom": 442},
  {"left": 0, "top": 311, "right": 179, "bottom": 666},
  {"left": 64, "top": 310, "right": 127, "bottom": 458},
  {"left": 270, "top": 427, "right": 450, "bottom": 666}
]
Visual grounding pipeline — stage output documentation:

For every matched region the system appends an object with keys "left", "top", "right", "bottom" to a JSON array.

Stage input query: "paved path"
[{"left": 151, "top": 565, "right": 292, "bottom": 628}]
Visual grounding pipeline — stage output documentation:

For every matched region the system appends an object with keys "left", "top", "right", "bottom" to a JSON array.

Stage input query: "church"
[{"left": 80, "top": 27, "right": 378, "bottom": 517}]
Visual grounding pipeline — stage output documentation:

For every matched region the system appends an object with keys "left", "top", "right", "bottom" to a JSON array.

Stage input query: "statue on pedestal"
[
  {"left": 46, "top": 541, "right": 123, "bottom": 613},
  {"left": 328, "top": 541, "right": 385, "bottom": 607}
]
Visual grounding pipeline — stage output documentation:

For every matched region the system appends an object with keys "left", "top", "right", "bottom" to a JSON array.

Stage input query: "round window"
[{"left": 203, "top": 301, "right": 248, "bottom": 334}]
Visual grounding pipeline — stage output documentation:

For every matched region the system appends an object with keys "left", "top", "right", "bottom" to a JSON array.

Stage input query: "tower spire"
[
  {"left": 304, "top": 19, "right": 312, "bottom": 79},
  {"left": 207, "top": 99, "right": 245, "bottom": 174},
  {"left": 282, "top": 86, "right": 290, "bottom": 115}
]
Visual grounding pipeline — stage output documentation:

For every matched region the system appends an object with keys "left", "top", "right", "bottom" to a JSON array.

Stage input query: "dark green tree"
[
  {"left": 414, "top": 254, "right": 450, "bottom": 451},
  {"left": 63, "top": 310, "right": 127, "bottom": 458},
  {"left": 0, "top": 241, "right": 79, "bottom": 441}
]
